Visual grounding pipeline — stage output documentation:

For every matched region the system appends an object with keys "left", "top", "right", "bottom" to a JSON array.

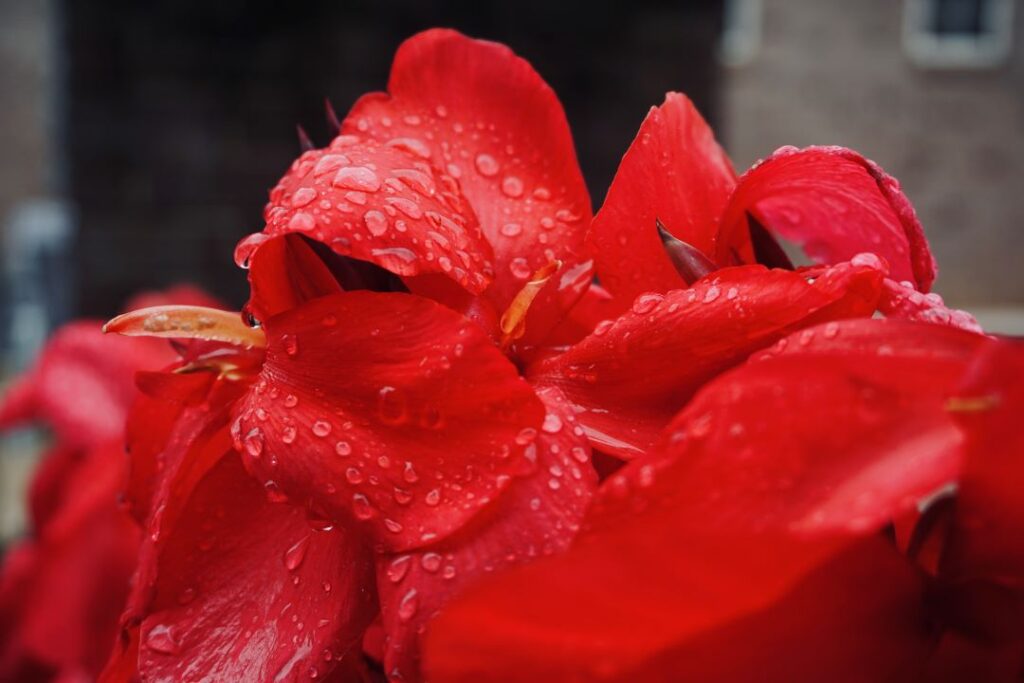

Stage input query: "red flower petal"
[
  {"left": 245, "top": 234, "right": 344, "bottom": 322},
  {"left": 133, "top": 452, "right": 376, "bottom": 682},
  {"left": 1, "top": 441, "right": 140, "bottom": 680},
  {"left": 879, "top": 277, "right": 982, "bottom": 332},
  {"left": 588, "top": 93, "right": 737, "bottom": 305},
  {"left": 529, "top": 261, "right": 884, "bottom": 457},
  {"left": 343, "top": 29, "right": 592, "bottom": 311},
  {"left": 717, "top": 145, "right": 937, "bottom": 291},
  {"left": 426, "top": 340, "right": 978, "bottom": 681},
  {"left": 374, "top": 386, "right": 596, "bottom": 681},
  {"left": 591, "top": 353, "right": 966, "bottom": 541},
  {"left": 236, "top": 134, "right": 495, "bottom": 302},
  {"left": 944, "top": 339, "right": 1024, "bottom": 587},
  {"left": 0, "top": 321, "right": 176, "bottom": 448},
  {"left": 232, "top": 291, "right": 545, "bottom": 551}
]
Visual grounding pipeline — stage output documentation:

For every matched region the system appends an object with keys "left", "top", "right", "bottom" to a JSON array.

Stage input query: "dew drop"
[
  {"left": 398, "top": 589, "right": 419, "bottom": 622},
  {"left": 542, "top": 413, "right": 563, "bottom": 434},
  {"left": 378, "top": 386, "right": 408, "bottom": 424},
  {"left": 332, "top": 166, "right": 381, "bottom": 192},
  {"left": 145, "top": 624, "right": 180, "bottom": 655},
  {"left": 364, "top": 210, "right": 389, "bottom": 236},
  {"left": 387, "top": 555, "right": 412, "bottom": 583},
  {"left": 421, "top": 553, "right": 442, "bottom": 573},
  {"left": 291, "top": 187, "right": 317, "bottom": 208},
  {"left": 335, "top": 441, "right": 352, "bottom": 456},
  {"left": 501, "top": 222, "right": 523, "bottom": 237},
  {"left": 509, "top": 257, "right": 532, "bottom": 280},
  {"left": 474, "top": 153, "right": 500, "bottom": 177},
  {"left": 424, "top": 489, "right": 441, "bottom": 506},
  {"left": 283, "top": 535, "right": 310, "bottom": 571},
  {"left": 501, "top": 176, "right": 524, "bottom": 198}
]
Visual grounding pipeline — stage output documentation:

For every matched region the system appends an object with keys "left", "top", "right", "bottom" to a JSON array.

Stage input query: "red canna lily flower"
[
  {"left": 425, "top": 320, "right": 1024, "bottom": 682},
  {"left": 0, "top": 25, "right": 990, "bottom": 683},
  {"left": 95, "top": 28, "right": 942, "bottom": 682},
  {"left": 0, "top": 286, "right": 217, "bottom": 682}
]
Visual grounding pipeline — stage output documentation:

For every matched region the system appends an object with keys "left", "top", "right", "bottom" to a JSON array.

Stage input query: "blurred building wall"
[{"left": 723, "top": 0, "right": 1024, "bottom": 308}]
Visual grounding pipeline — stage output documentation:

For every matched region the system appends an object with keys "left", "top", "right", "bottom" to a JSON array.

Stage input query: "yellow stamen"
[
  {"left": 499, "top": 260, "right": 562, "bottom": 352},
  {"left": 945, "top": 394, "right": 1000, "bottom": 413},
  {"left": 103, "top": 305, "right": 266, "bottom": 349}
]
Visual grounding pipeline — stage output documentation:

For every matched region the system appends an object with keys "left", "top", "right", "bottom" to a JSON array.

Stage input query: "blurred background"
[{"left": 0, "top": 0, "right": 1021, "bottom": 538}]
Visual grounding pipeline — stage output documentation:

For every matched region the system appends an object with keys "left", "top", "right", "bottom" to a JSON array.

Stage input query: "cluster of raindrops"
[
  {"left": 346, "top": 104, "right": 589, "bottom": 283},
  {"left": 237, "top": 133, "right": 496, "bottom": 294}
]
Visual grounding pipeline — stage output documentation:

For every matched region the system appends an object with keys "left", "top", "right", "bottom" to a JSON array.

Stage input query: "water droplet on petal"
[
  {"left": 474, "top": 153, "right": 500, "bottom": 177},
  {"left": 291, "top": 187, "right": 317, "bottom": 208},
  {"left": 509, "top": 257, "right": 532, "bottom": 280},
  {"left": 501, "top": 176, "right": 524, "bottom": 198},
  {"left": 332, "top": 166, "right": 381, "bottom": 192},
  {"left": 283, "top": 535, "right": 310, "bottom": 571},
  {"left": 312, "top": 420, "right": 332, "bottom": 438},
  {"left": 335, "top": 441, "right": 352, "bottom": 456},
  {"left": 364, "top": 210, "right": 389, "bottom": 236},
  {"left": 398, "top": 589, "right": 419, "bottom": 621},
  {"left": 145, "top": 624, "right": 180, "bottom": 655},
  {"left": 388, "top": 555, "right": 412, "bottom": 583},
  {"left": 421, "top": 553, "right": 442, "bottom": 573},
  {"left": 542, "top": 414, "right": 563, "bottom": 434}
]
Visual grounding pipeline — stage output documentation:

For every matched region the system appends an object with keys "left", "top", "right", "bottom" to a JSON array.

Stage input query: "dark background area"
[{"left": 66, "top": 0, "right": 724, "bottom": 314}]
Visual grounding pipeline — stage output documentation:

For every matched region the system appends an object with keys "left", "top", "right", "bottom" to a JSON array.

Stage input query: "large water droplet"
[
  {"left": 364, "top": 210, "right": 389, "bottom": 236},
  {"left": 501, "top": 176, "right": 524, "bottom": 198},
  {"left": 332, "top": 166, "right": 381, "bottom": 192},
  {"left": 398, "top": 589, "right": 419, "bottom": 622},
  {"left": 312, "top": 420, "right": 332, "bottom": 438},
  {"left": 388, "top": 555, "right": 411, "bottom": 583},
  {"left": 145, "top": 624, "right": 180, "bottom": 655},
  {"left": 283, "top": 535, "right": 310, "bottom": 571},
  {"left": 291, "top": 187, "right": 317, "bottom": 208},
  {"left": 474, "top": 153, "right": 500, "bottom": 177}
]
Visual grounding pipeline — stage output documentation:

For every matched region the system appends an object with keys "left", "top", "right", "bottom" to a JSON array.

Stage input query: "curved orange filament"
[
  {"left": 103, "top": 305, "right": 266, "bottom": 349},
  {"left": 499, "top": 260, "right": 562, "bottom": 352}
]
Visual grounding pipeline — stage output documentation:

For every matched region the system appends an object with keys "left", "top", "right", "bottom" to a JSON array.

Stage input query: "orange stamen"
[
  {"left": 499, "top": 260, "right": 562, "bottom": 352},
  {"left": 103, "top": 305, "right": 266, "bottom": 349}
]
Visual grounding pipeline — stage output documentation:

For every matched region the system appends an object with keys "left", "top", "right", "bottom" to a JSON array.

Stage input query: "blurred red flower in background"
[{"left": 0, "top": 28, "right": 1019, "bottom": 683}]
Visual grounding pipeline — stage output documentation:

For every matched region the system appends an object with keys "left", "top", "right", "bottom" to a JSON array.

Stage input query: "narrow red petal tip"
[
  {"left": 296, "top": 124, "right": 315, "bottom": 152},
  {"left": 324, "top": 98, "right": 341, "bottom": 134},
  {"left": 656, "top": 219, "right": 717, "bottom": 284},
  {"left": 104, "top": 305, "right": 266, "bottom": 349}
]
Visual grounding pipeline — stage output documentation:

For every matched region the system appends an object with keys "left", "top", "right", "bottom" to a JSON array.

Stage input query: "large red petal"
[
  {"left": 134, "top": 452, "right": 376, "bottom": 682},
  {"left": 529, "top": 261, "right": 884, "bottom": 457},
  {"left": 343, "top": 29, "right": 592, "bottom": 311},
  {"left": 717, "top": 145, "right": 937, "bottom": 291},
  {"left": 236, "top": 134, "right": 495, "bottom": 306},
  {"left": 374, "top": 386, "right": 596, "bottom": 681},
  {"left": 426, "top": 342, "right": 979, "bottom": 681},
  {"left": 232, "top": 291, "right": 545, "bottom": 552},
  {"left": 590, "top": 353, "right": 967, "bottom": 541},
  {"left": 588, "top": 93, "right": 737, "bottom": 305}
]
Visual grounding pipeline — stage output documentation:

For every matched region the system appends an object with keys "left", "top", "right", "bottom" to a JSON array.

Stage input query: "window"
[
  {"left": 903, "top": 0, "right": 1015, "bottom": 68},
  {"left": 720, "top": 0, "right": 762, "bottom": 67}
]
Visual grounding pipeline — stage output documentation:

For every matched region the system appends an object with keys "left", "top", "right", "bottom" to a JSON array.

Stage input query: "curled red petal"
[
  {"left": 239, "top": 132, "right": 495, "bottom": 301},
  {"left": 588, "top": 93, "right": 738, "bottom": 305},
  {"left": 231, "top": 291, "right": 545, "bottom": 552},
  {"left": 717, "top": 145, "right": 937, "bottom": 291},
  {"left": 375, "top": 386, "right": 596, "bottom": 681},
  {"left": 529, "top": 261, "right": 884, "bottom": 457},
  {"left": 343, "top": 28, "right": 592, "bottom": 312},
  {"left": 245, "top": 233, "right": 344, "bottom": 322}
]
